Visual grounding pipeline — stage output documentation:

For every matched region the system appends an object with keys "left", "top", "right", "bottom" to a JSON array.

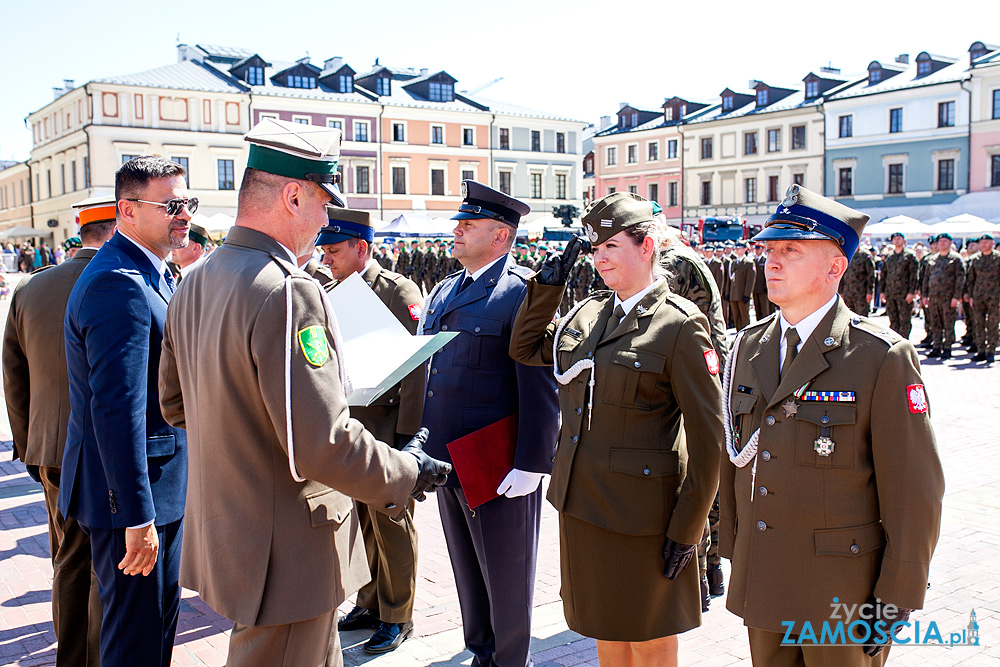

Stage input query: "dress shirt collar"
[
  {"left": 614, "top": 277, "right": 662, "bottom": 320},
  {"left": 119, "top": 233, "right": 167, "bottom": 276},
  {"left": 462, "top": 253, "right": 507, "bottom": 284},
  {"left": 778, "top": 294, "right": 838, "bottom": 363}
]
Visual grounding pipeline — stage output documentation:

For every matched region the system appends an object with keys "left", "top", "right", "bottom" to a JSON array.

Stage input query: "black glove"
[
  {"left": 536, "top": 235, "right": 587, "bottom": 286},
  {"left": 400, "top": 428, "right": 451, "bottom": 501},
  {"left": 25, "top": 464, "right": 41, "bottom": 484},
  {"left": 662, "top": 536, "right": 696, "bottom": 580},
  {"left": 858, "top": 598, "right": 911, "bottom": 657},
  {"left": 742, "top": 296, "right": 750, "bottom": 305}
]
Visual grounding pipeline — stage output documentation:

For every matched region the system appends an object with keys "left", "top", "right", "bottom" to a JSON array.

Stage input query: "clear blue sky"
[{"left": 0, "top": 0, "right": 984, "bottom": 161}]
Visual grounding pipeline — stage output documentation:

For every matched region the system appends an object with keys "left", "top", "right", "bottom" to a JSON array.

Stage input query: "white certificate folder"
[{"left": 324, "top": 271, "right": 457, "bottom": 406}]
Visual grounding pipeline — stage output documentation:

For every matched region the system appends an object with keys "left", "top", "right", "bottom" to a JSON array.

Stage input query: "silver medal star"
[{"left": 781, "top": 398, "right": 798, "bottom": 418}]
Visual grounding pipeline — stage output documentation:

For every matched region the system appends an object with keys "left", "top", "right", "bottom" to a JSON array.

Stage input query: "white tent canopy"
[
  {"left": 935, "top": 214, "right": 999, "bottom": 237},
  {"left": 375, "top": 214, "right": 441, "bottom": 237},
  {"left": 865, "top": 215, "right": 934, "bottom": 237}
]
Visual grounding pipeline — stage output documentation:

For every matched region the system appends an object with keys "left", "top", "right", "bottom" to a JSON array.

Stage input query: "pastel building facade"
[{"left": 969, "top": 43, "right": 1000, "bottom": 192}]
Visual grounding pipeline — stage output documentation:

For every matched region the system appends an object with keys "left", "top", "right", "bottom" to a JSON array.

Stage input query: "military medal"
[
  {"left": 814, "top": 435, "right": 835, "bottom": 456},
  {"left": 781, "top": 398, "right": 798, "bottom": 418}
]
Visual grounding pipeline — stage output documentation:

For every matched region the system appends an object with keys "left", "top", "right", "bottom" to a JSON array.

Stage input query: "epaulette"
[
  {"left": 663, "top": 291, "right": 701, "bottom": 318},
  {"left": 508, "top": 264, "right": 533, "bottom": 281},
  {"left": 739, "top": 310, "right": 779, "bottom": 334},
  {"left": 848, "top": 315, "right": 901, "bottom": 347},
  {"left": 29, "top": 265, "right": 55, "bottom": 276}
]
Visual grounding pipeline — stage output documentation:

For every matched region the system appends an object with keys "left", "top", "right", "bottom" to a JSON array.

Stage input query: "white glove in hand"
[{"left": 496, "top": 469, "right": 546, "bottom": 498}]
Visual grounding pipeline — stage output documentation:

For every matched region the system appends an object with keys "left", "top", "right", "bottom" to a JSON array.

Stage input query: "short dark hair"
[
  {"left": 80, "top": 221, "right": 116, "bottom": 245},
  {"left": 115, "top": 156, "right": 186, "bottom": 201}
]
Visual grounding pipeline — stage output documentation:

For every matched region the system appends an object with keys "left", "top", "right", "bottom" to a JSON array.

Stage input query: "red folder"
[{"left": 446, "top": 414, "right": 519, "bottom": 510}]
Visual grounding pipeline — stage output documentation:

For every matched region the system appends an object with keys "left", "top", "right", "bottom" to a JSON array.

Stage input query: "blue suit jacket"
[
  {"left": 59, "top": 232, "right": 187, "bottom": 529},
  {"left": 421, "top": 255, "right": 559, "bottom": 485}
]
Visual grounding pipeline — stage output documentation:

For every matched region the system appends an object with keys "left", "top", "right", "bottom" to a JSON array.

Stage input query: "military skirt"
[{"left": 558, "top": 512, "right": 702, "bottom": 642}]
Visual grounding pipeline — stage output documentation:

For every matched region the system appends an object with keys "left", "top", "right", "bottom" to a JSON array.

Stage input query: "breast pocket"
[
  {"left": 604, "top": 349, "right": 666, "bottom": 410},
  {"left": 794, "top": 403, "right": 856, "bottom": 468},
  {"left": 455, "top": 315, "right": 504, "bottom": 370},
  {"left": 730, "top": 391, "right": 758, "bottom": 443}
]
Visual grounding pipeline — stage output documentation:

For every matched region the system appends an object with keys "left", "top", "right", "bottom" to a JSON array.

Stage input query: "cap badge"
[
  {"left": 584, "top": 223, "right": 599, "bottom": 243},
  {"left": 780, "top": 187, "right": 799, "bottom": 208},
  {"left": 461, "top": 181, "right": 468, "bottom": 198}
]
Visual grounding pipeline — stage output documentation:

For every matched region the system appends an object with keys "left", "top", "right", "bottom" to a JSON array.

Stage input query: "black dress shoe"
[
  {"left": 338, "top": 606, "right": 381, "bottom": 632},
  {"left": 364, "top": 620, "right": 414, "bottom": 654},
  {"left": 987, "top": 352, "right": 995, "bottom": 365},
  {"left": 700, "top": 575, "right": 711, "bottom": 612},
  {"left": 707, "top": 566, "right": 725, "bottom": 596},
  {"left": 941, "top": 349, "right": 952, "bottom": 359},
  {"left": 926, "top": 348, "right": 941, "bottom": 358},
  {"left": 972, "top": 352, "right": 987, "bottom": 362}
]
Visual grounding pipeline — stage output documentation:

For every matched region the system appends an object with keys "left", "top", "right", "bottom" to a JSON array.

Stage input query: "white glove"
[{"left": 496, "top": 468, "right": 546, "bottom": 498}]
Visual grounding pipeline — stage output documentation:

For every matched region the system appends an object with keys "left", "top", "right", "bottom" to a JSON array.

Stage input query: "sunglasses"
[{"left": 126, "top": 197, "right": 199, "bottom": 217}]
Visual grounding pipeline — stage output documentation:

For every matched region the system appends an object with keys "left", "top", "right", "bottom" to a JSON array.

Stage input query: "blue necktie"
[
  {"left": 163, "top": 267, "right": 176, "bottom": 294},
  {"left": 457, "top": 275, "right": 474, "bottom": 294}
]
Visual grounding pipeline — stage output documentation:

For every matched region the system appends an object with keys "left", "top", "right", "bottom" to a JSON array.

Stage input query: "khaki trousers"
[
  {"left": 355, "top": 498, "right": 418, "bottom": 623},
  {"left": 748, "top": 626, "right": 889, "bottom": 667},
  {"left": 228, "top": 609, "right": 338, "bottom": 667},
  {"left": 730, "top": 300, "right": 751, "bottom": 331},
  {"left": 39, "top": 465, "right": 103, "bottom": 666}
]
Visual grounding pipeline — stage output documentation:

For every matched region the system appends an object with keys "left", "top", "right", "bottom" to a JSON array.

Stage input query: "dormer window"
[
  {"left": 631, "top": 112, "right": 638, "bottom": 126},
  {"left": 869, "top": 69, "right": 881, "bottom": 85},
  {"left": 665, "top": 107, "right": 673, "bottom": 121},
  {"left": 916, "top": 54, "right": 932, "bottom": 77},
  {"left": 756, "top": 89, "right": 768, "bottom": 106},
  {"left": 680, "top": 104, "right": 686, "bottom": 116},
  {"left": 722, "top": 96, "right": 734, "bottom": 112},
  {"left": 338, "top": 74, "right": 353, "bottom": 93},
  {"left": 246, "top": 67, "right": 264, "bottom": 85},
  {"left": 287, "top": 75, "right": 316, "bottom": 89},
  {"left": 429, "top": 81, "right": 454, "bottom": 102},
  {"left": 377, "top": 77, "right": 391, "bottom": 96},
  {"left": 805, "top": 80, "right": 819, "bottom": 98}
]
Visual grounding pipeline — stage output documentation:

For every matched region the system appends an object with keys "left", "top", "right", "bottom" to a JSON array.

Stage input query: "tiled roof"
[
  {"left": 93, "top": 60, "right": 245, "bottom": 94},
  {"left": 828, "top": 58, "right": 969, "bottom": 101},
  {"left": 195, "top": 44, "right": 256, "bottom": 61}
]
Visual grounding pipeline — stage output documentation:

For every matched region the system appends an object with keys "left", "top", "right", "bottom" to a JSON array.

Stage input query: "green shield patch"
[{"left": 298, "top": 325, "right": 330, "bottom": 367}]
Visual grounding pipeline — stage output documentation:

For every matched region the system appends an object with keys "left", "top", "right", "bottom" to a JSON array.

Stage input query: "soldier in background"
[
  {"left": 967, "top": 233, "right": 999, "bottom": 364},
  {"left": 751, "top": 242, "right": 772, "bottom": 321},
  {"left": 960, "top": 239, "right": 980, "bottom": 349},
  {"left": 923, "top": 232, "right": 965, "bottom": 359},
  {"left": 916, "top": 236, "right": 937, "bottom": 348},
  {"left": 727, "top": 240, "right": 756, "bottom": 330},
  {"left": 839, "top": 243, "right": 876, "bottom": 315},
  {"left": 879, "top": 232, "right": 919, "bottom": 338}
]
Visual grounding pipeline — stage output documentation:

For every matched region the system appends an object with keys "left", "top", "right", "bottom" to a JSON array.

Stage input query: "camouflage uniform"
[
  {"left": 966, "top": 250, "right": 1000, "bottom": 354},
  {"left": 659, "top": 243, "right": 729, "bottom": 599},
  {"left": 839, "top": 247, "right": 876, "bottom": 316},
  {"left": 878, "top": 247, "right": 919, "bottom": 338},
  {"left": 422, "top": 248, "right": 439, "bottom": 294},
  {"left": 573, "top": 255, "right": 597, "bottom": 304},
  {"left": 924, "top": 250, "right": 965, "bottom": 353}
]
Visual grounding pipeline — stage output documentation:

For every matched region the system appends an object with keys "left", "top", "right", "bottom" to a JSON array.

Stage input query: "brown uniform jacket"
[
  {"left": 719, "top": 299, "right": 944, "bottom": 632},
  {"left": 511, "top": 279, "right": 723, "bottom": 544},
  {"left": 345, "top": 261, "right": 425, "bottom": 444},
  {"left": 3, "top": 248, "right": 99, "bottom": 466},
  {"left": 728, "top": 255, "right": 756, "bottom": 301},
  {"left": 158, "top": 225, "right": 417, "bottom": 628}
]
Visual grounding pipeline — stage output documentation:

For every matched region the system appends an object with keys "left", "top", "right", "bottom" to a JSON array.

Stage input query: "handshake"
[{"left": 400, "top": 428, "right": 451, "bottom": 501}]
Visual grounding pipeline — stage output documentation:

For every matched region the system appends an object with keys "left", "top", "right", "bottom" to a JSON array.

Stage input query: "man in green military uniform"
[
  {"left": 967, "top": 233, "right": 1000, "bottom": 364},
  {"left": 720, "top": 185, "right": 943, "bottom": 666},
  {"left": 923, "top": 232, "right": 965, "bottom": 359},
  {"left": 916, "top": 236, "right": 937, "bottom": 347},
  {"left": 728, "top": 240, "right": 756, "bottom": 330},
  {"left": 316, "top": 208, "right": 426, "bottom": 653},
  {"left": 878, "top": 232, "right": 919, "bottom": 338},
  {"left": 839, "top": 244, "right": 876, "bottom": 315},
  {"left": 751, "top": 242, "right": 772, "bottom": 322}
]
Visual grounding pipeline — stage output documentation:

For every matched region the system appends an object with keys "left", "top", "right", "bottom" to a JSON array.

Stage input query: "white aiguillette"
[{"left": 325, "top": 272, "right": 458, "bottom": 406}]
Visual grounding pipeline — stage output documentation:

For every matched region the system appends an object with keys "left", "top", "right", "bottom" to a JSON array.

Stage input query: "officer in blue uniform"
[{"left": 418, "top": 181, "right": 560, "bottom": 667}]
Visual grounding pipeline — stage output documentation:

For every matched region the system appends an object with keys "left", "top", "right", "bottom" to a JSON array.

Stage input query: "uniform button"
[
  {"left": 576, "top": 407, "right": 582, "bottom": 415},
  {"left": 474, "top": 326, "right": 481, "bottom": 333},
  {"left": 587, "top": 350, "right": 593, "bottom": 358},
  {"left": 388, "top": 398, "right": 395, "bottom": 404},
  {"left": 427, "top": 390, "right": 434, "bottom": 398},
  {"left": 634, "top": 361, "right": 641, "bottom": 368},
  {"left": 850, "top": 544, "right": 860, "bottom": 554},
  {"left": 441, "top": 325, "right": 448, "bottom": 331},
  {"left": 643, "top": 467, "right": 651, "bottom": 476},
  {"left": 758, "top": 487, "right": 768, "bottom": 496},
  {"left": 571, "top": 435, "right": 579, "bottom": 443},
  {"left": 109, "top": 490, "right": 114, "bottom": 497},
  {"left": 765, "top": 415, "right": 776, "bottom": 426},
  {"left": 821, "top": 416, "right": 830, "bottom": 424},
  {"left": 551, "top": 456, "right": 556, "bottom": 463},
  {"left": 431, "top": 368, "right": 438, "bottom": 375},
  {"left": 761, "top": 451, "right": 771, "bottom": 461},
  {"left": 756, "top": 521, "right": 767, "bottom": 531}
]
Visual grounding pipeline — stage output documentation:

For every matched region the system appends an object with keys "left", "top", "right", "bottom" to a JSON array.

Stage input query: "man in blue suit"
[
  {"left": 60, "top": 156, "right": 192, "bottom": 667},
  {"left": 419, "top": 181, "right": 560, "bottom": 667}
]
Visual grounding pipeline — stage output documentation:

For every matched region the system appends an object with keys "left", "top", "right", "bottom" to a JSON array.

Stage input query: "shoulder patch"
[
  {"left": 407, "top": 303, "right": 422, "bottom": 321},
  {"left": 508, "top": 264, "right": 533, "bottom": 281},
  {"left": 848, "top": 316, "right": 901, "bottom": 347},
  {"left": 298, "top": 325, "right": 330, "bottom": 366}
]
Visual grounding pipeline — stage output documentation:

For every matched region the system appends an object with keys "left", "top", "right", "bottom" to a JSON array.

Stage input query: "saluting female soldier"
[{"left": 511, "top": 192, "right": 723, "bottom": 666}]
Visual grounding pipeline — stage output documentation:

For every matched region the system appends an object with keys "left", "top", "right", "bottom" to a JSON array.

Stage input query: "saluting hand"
[
  {"left": 120, "top": 523, "right": 159, "bottom": 576},
  {"left": 536, "top": 235, "right": 587, "bottom": 286}
]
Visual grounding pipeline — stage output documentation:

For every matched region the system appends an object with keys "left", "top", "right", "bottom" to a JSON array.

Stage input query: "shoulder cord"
[
  {"left": 721, "top": 328, "right": 758, "bottom": 468},
  {"left": 552, "top": 294, "right": 602, "bottom": 430},
  {"left": 283, "top": 272, "right": 353, "bottom": 483}
]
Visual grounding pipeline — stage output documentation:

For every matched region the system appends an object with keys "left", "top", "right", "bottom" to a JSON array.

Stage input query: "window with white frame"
[
  {"left": 700, "top": 180, "right": 711, "bottom": 205},
  {"left": 498, "top": 171, "right": 512, "bottom": 195},
  {"left": 648, "top": 182, "right": 659, "bottom": 204},
  {"left": 791, "top": 125, "right": 806, "bottom": 149},
  {"left": 606, "top": 146, "right": 617, "bottom": 166},
  {"left": 994, "top": 90, "right": 1000, "bottom": 120},
  {"left": 767, "top": 128, "right": 781, "bottom": 152},
  {"left": 627, "top": 144, "right": 638, "bottom": 164},
  {"left": 647, "top": 141, "right": 658, "bottom": 161},
  {"left": 354, "top": 120, "right": 369, "bottom": 142},
  {"left": 530, "top": 172, "right": 542, "bottom": 198},
  {"left": 667, "top": 139, "right": 677, "bottom": 159},
  {"left": 937, "top": 159, "right": 955, "bottom": 191},
  {"left": 805, "top": 80, "right": 819, "bottom": 98},
  {"left": 392, "top": 123, "right": 405, "bottom": 142},
  {"left": 838, "top": 115, "right": 853, "bottom": 138},
  {"left": 431, "top": 168, "right": 446, "bottom": 196},
  {"left": 556, "top": 173, "right": 567, "bottom": 199},
  {"left": 292, "top": 115, "right": 310, "bottom": 125},
  {"left": 668, "top": 181, "right": 678, "bottom": 207},
  {"left": 627, "top": 184, "right": 638, "bottom": 195},
  {"left": 531, "top": 131, "right": 541, "bottom": 152},
  {"left": 838, "top": 167, "right": 853, "bottom": 196},
  {"left": 356, "top": 166, "right": 370, "bottom": 194},
  {"left": 431, "top": 125, "right": 444, "bottom": 144},
  {"left": 937, "top": 101, "right": 955, "bottom": 128},
  {"left": 391, "top": 165, "right": 406, "bottom": 194},
  {"left": 556, "top": 133, "right": 566, "bottom": 153},
  {"left": 744, "top": 177, "right": 756, "bottom": 203},
  {"left": 463, "top": 127, "right": 475, "bottom": 146},
  {"left": 888, "top": 163, "right": 905, "bottom": 194},
  {"left": 326, "top": 118, "right": 343, "bottom": 131}
]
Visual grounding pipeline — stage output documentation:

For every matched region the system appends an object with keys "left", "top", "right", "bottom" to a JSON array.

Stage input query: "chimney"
[
  {"left": 324, "top": 56, "right": 343, "bottom": 71},
  {"left": 619, "top": 102, "right": 628, "bottom": 110},
  {"left": 63, "top": 79, "right": 75, "bottom": 90},
  {"left": 296, "top": 56, "right": 310, "bottom": 65},
  {"left": 53, "top": 87, "right": 64, "bottom": 100},
  {"left": 420, "top": 68, "right": 429, "bottom": 77},
  {"left": 820, "top": 66, "right": 840, "bottom": 75},
  {"left": 749, "top": 79, "right": 760, "bottom": 89},
  {"left": 600, "top": 115, "right": 612, "bottom": 129},
  {"left": 896, "top": 53, "right": 909, "bottom": 64}
]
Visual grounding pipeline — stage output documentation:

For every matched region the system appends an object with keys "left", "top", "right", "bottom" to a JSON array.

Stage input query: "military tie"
[
  {"left": 602, "top": 305, "right": 626, "bottom": 341},
  {"left": 781, "top": 327, "right": 800, "bottom": 379},
  {"left": 162, "top": 267, "right": 176, "bottom": 295},
  {"left": 457, "top": 274, "right": 474, "bottom": 294}
]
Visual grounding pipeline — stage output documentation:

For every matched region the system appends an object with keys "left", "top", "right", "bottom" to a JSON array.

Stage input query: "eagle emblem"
[{"left": 584, "top": 223, "right": 599, "bottom": 243}]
